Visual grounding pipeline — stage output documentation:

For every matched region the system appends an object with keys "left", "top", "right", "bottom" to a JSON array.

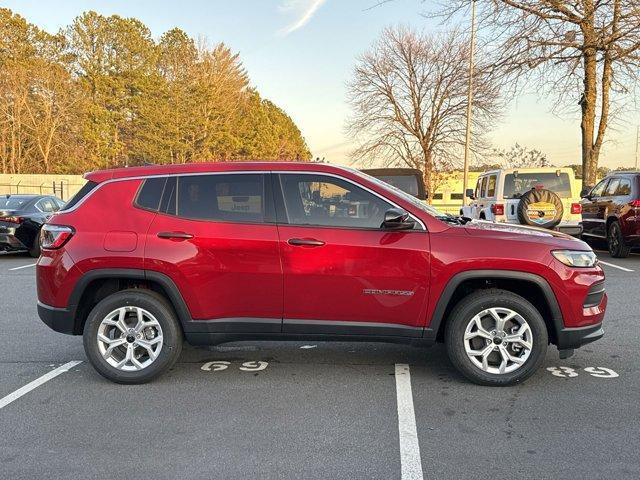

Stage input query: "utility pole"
[
  {"left": 462, "top": 0, "right": 476, "bottom": 206},
  {"left": 635, "top": 125, "right": 639, "bottom": 171}
]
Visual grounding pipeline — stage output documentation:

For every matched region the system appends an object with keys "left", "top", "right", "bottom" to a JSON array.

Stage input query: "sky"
[{"left": 4, "top": 0, "right": 638, "bottom": 169}]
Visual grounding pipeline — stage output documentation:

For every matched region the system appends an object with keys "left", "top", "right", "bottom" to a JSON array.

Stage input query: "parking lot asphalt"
[{"left": 1, "top": 251, "right": 639, "bottom": 479}]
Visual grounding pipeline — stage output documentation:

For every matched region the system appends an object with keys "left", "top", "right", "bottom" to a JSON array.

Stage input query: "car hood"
[{"left": 463, "top": 220, "right": 588, "bottom": 248}]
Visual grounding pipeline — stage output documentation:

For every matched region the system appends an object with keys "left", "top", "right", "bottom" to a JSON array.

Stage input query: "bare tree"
[
  {"left": 437, "top": 0, "right": 640, "bottom": 188},
  {"left": 346, "top": 26, "right": 503, "bottom": 199},
  {"left": 493, "top": 143, "right": 549, "bottom": 168}
]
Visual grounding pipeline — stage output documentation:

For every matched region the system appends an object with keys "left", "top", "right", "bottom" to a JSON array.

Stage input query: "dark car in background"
[
  {"left": 360, "top": 168, "right": 427, "bottom": 200},
  {"left": 581, "top": 171, "right": 640, "bottom": 258},
  {"left": 0, "top": 194, "right": 65, "bottom": 257}
]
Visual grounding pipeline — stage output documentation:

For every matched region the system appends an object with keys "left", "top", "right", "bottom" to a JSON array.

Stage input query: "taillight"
[
  {"left": 491, "top": 203, "right": 505, "bottom": 216},
  {"left": 40, "top": 224, "right": 74, "bottom": 249},
  {"left": 1, "top": 216, "right": 23, "bottom": 224},
  {"left": 571, "top": 203, "right": 582, "bottom": 214},
  {"left": 630, "top": 200, "right": 640, "bottom": 208}
]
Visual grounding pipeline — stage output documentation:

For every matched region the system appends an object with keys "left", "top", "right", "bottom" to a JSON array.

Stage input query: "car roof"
[
  {"left": 84, "top": 161, "right": 356, "bottom": 183},
  {"left": 2, "top": 194, "right": 39, "bottom": 199},
  {"left": 477, "top": 167, "right": 575, "bottom": 176}
]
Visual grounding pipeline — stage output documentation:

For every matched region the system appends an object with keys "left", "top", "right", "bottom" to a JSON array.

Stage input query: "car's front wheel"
[
  {"left": 83, "top": 289, "right": 183, "bottom": 384},
  {"left": 445, "top": 289, "right": 548, "bottom": 386}
]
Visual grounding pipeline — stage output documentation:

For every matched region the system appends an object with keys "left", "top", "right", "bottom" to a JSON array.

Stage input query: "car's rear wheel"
[
  {"left": 445, "top": 289, "right": 548, "bottom": 386},
  {"left": 28, "top": 240, "right": 40, "bottom": 258},
  {"left": 83, "top": 289, "right": 183, "bottom": 384},
  {"left": 607, "top": 221, "right": 630, "bottom": 258}
]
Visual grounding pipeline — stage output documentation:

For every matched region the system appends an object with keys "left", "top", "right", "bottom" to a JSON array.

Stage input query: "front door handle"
[
  {"left": 157, "top": 231, "right": 194, "bottom": 240},
  {"left": 288, "top": 238, "right": 325, "bottom": 247}
]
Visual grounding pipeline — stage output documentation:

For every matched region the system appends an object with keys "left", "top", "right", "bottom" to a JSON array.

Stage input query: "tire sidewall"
[
  {"left": 83, "top": 290, "right": 182, "bottom": 384},
  {"left": 607, "top": 221, "right": 629, "bottom": 258},
  {"left": 445, "top": 291, "right": 548, "bottom": 386}
]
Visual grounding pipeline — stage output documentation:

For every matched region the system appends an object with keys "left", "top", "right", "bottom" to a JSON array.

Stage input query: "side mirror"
[
  {"left": 580, "top": 186, "right": 592, "bottom": 199},
  {"left": 465, "top": 188, "right": 475, "bottom": 200},
  {"left": 381, "top": 208, "right": 415, "bottom": 231}
]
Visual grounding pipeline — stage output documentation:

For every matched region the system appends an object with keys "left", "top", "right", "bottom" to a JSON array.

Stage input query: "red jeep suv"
[{"left": 36, "top": 162, "right": 607, "bottom": 386}]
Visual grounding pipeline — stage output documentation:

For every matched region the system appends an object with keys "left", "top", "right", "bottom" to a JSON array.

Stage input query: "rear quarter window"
[
  {"left": 135, "top": 177, "right": 167, "bottom": 211},
  {"left": 60, "top": 181, "right": 98, "bottom": 211}
]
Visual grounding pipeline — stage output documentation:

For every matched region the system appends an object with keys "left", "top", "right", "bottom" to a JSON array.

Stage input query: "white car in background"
[{"left": 460, "top": 167, "right": 583, "bottom": 236}]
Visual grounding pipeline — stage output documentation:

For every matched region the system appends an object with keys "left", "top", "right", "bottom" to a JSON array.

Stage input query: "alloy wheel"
[
  {"left": 97, "top": 306, "right": 163, "bottom": 371},
  {"left": 463, "top": 307, "right": 533, "bottom": 375}
]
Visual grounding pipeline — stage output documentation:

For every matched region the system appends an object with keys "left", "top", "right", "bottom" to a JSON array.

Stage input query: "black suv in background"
[{"left": 581, "top": 171, "right": 640, "bottom": 257}]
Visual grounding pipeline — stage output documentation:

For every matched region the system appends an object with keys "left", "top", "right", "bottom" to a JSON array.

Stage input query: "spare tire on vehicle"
[{"left": 517, "top": 188, "right": 563, "bottom": 229}]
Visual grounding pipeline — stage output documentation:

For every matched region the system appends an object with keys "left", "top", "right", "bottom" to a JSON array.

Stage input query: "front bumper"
[
  {"left": 37, "top": 301, "right": 75, "bottom": 335},
  {"left": 556, "top": 322, "right": 604, "bottom": 349}
]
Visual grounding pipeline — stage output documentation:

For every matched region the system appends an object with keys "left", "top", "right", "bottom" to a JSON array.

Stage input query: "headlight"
[{"left": 551, "top": 250, "right": 597, "bottom": 267}]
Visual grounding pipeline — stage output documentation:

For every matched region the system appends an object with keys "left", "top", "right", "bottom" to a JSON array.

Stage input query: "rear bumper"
[
  {"left": 556, "top": 224, "right": 583, "bottom": 237},
  {"left": 37, "top": 301, "right": 75, "bottom": 335},
  {"left": 0, "top": 233, "right": 28, "bottom": 251},
  {"left": 556, "top": 323, "right": 604, "bottom": 349}
]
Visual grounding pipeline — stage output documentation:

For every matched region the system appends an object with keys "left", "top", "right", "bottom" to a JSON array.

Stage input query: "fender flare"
[
  {"left": 424, "top": 269, "right": 564, "bottom": 341},
  {"left": 68, "top": 268, "right": 193, "bottom": 332}
]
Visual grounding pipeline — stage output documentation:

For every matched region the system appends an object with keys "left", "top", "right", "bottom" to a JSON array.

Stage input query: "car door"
[
  {"left": 274, "top": 172, "right": 430, "bottom": 336},
  {"left": 144, "top": 173, "right": 283, "bottom": 332},
  {"left": 581, "top": 179, "right": 609, "bottom": 237},
  {"left": 599, "top": 178, "right": 622, "bottom": 237}
]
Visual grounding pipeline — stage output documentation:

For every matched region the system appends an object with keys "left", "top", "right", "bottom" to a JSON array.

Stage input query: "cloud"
[{"left": 278, "top": 0, "right": 327, "bottom": 36}]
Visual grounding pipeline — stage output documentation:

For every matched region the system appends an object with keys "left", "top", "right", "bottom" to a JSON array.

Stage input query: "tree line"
[{"left": 0, "top": 9, "right": 310, "bottom": 174}]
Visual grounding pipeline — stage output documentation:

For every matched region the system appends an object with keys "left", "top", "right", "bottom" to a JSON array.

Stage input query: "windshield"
[
  {"left": 374, "top": 175, "right": 419, "bottom": 197},
  {"left": 352, "top": 170, "right": 448, "bottom": 218},
  {"left": 503, "top": 173, "right": 572, "bottom": 198},
  {"left": 0, "top": 196, "right": 33, "bottom": 210}
]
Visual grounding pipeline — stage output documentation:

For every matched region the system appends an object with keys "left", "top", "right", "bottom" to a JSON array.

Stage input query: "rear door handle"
[
  {"left": 288, "top": 238, "right": 325, "bottom": 247},
  {"left": 157, "top": 231, "right": 194, "bottom": 240}
]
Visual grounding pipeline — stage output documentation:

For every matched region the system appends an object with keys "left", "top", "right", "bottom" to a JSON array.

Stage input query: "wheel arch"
[
  {"left": 68, "top": 269, "right": 192, "bottom": 335},
  {"left": 426, "top": 270, "right": 563, "bottom": 345}
]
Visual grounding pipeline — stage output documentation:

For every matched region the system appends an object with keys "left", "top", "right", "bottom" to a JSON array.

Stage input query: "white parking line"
[
  {"left": 598, "top": 260, "right": 634, "bottom": 272},
  {"left": 0, "top": 361, "right": 82, "bottom": 410},
  {"left": 395, "top": 364, "right": 423, "bottom": 480},
  {"left": 8, "top": 263, "right": 36, "bottom": 271}
]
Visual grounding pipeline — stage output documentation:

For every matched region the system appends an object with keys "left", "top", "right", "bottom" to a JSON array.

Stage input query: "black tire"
[
  {"left": 607, "top": 221, "right": 630, "bottom": 258},
  {"left": 517, "top": 188, "right": 564, "bottom": 229},
  {"left": 83, "top": 289, "right": 183, "bottom": 384},
  {"left": 445, "top": 289, "right": 548, "bottom": 386},
  {"left": 28, "top": 238, "right": 41, "bottom": 258}
]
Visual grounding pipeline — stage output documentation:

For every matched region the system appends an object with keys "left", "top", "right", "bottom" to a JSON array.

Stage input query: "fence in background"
[{"left": 0, "top": 174, "right": 85, "bottom": 201}]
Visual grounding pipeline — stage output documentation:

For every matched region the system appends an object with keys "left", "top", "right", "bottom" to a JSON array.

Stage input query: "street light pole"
[
  {"left": 462, "top": 0, "right": 476, "bottom": 206},
  {"left": 635, "top": 125, "right": 639, "bottom": 170}
]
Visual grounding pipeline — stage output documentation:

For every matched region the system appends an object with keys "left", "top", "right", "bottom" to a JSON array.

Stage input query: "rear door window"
[
  {"left": 479, "top": 177, "right": 488, "bottom": 198},
  {"left": 486, "top": 175, "right": 497, "bottom": 197},
  {"left": 174, "top": 174, "right": 266, "bottom": 223}
]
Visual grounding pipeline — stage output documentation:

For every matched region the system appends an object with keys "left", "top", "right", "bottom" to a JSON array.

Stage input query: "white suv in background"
[{"left": 460, "top": 167, "right": 583, "bottom": 236}]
